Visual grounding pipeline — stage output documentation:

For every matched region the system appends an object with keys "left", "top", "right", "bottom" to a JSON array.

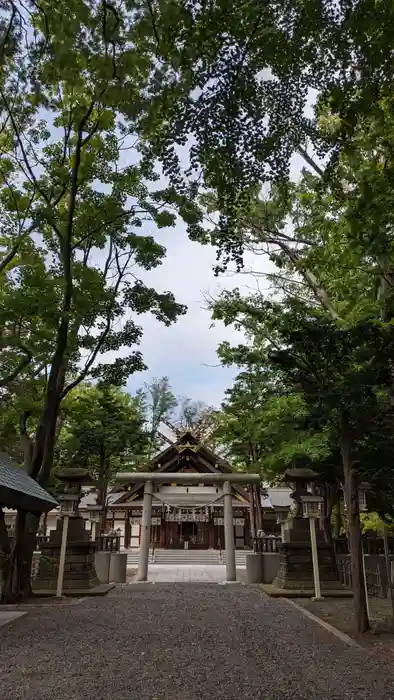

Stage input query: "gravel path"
[{"left": 1, "top": 584, "right": 394, "bottom": 700}]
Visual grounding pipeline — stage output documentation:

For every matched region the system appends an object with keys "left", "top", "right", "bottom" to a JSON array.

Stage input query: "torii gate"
[{"left": 115, "top": 471, "right": 261, "bottom": 583}]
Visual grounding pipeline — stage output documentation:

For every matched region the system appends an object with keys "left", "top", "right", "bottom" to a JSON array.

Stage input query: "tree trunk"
[
  {"left": 321, "top": 483, "right": 336, "bottom": 548},
  {"left": 4, "top": 396, "right": 63, "bottom": 601},
  {"left": 99, "top": 492, "right": 107, "bottom": 535},
  {"left": 1, "top": 511, "right": 40, "bottom": 603},
  {"left": 335, "top": 494, "right": 342, "bottom": 539},
  {"left": 340, "top": 418, "right": 369, "bottom": 633}
]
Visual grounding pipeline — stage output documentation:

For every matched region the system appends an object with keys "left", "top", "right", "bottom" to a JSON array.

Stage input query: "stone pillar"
[
  {"left": 109, "top": 552, "right": 127, "bottom": 583},
  {"left": 136, "top": 480, "right": 152, "bottom": 581},
  {"left": 223, "top": 481, "right": 236, "bottom": 582},
  {"left": 95, "top": 551, "right": 111, "bottom": 583},
  {"left": 246, "top": 552, "right": 264, "bottom": 583}
]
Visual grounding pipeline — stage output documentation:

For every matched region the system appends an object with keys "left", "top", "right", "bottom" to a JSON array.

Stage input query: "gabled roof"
[
  {"left": 112, "top": 431, "right": 248, "bottom": 505},
  {"left": 0, "top": 452, "right": 59, "bottom": 513},
  {"left": 148, "top": 431, "right": 233, "bottom": 474}
]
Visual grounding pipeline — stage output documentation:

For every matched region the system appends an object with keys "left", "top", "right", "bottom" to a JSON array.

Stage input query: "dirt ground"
[{"left": 295, "top": 596, "right": 394, "bottom": 657}]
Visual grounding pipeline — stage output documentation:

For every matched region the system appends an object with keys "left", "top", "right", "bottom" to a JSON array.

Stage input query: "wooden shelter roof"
[{"left": 0, "top": 452, "right": 59, "bottom": 513}]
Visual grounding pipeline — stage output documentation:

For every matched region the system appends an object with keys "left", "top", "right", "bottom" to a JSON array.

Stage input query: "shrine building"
[
  {"left": 3, "top": 432, "right": 293, "bottom": 548},
  {"left": 111, "top": 430, "right": 256, "bottom": 550}
]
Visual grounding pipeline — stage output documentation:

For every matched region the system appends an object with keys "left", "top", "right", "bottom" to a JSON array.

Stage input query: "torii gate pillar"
[
  {"left": 114, "top": 471, "right": 261, "bottom": 583},
  {"left": 223, "top": 480, "right": 236, "bottom": 581},
  {"left": 136, "top": 480, "right": 152, "bottom": 582}
]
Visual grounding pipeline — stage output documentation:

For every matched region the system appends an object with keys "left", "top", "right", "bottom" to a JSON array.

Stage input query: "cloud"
[
  {"left": 126, "top": 219, "right": 274, "bottom": 407},
  {"left": 122, "top": 139, "right": 314, "bottom": 407}
]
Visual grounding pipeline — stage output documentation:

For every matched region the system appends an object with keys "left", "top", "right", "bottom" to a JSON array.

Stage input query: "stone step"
[
  {"left": 154, "top": 550, "right": 221, "bottom": 565},
  {"left": 126, "top": 549, "right": 252, "bottom": 567},
  {"left": 126, "top": 549, "right": 221, "bottom": 566}
]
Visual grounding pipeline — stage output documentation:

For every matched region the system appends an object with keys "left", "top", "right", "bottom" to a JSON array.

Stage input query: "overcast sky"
[
  {"left": 125, "top": 151, "right": 310, "bottom": 408},
  {"left": 126, "top": 220, "right": 272, "bottom": 408}
]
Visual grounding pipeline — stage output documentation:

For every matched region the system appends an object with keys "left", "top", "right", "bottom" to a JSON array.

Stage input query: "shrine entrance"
[
  {"left": 115, "top": 471, "right": 261, "bottom": 583},
  {"left": 165, "top": 519, "right": 210, "bottom": 549}
]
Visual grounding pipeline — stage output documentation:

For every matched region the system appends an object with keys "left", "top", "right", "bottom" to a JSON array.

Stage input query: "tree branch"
[
  {"left": 275, "top": 240, "right": 340, "bottom": 320},
  {"left": 61, "top": 248, "right": 132, "bottom": 398},
  {"left": 297, "top": 146, "right": 325, "bottom": 178}
]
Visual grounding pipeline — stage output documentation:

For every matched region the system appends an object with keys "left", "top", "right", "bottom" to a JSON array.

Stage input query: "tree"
[
  {"left": 131, "top": 2, "right": 394, "bottom": 634},
  {"left": 174, "top": 397, "right": 211, "bottom": 433},
  {"left": 55, "top": 383, "right": 148, "bottom": 528},
  {"left": 214, "top": 349, "right": 342, "bottom": 542},
  {"left": 213, "top": 287, "right": 394, "bottom": 633},
  {"left": 136, "top": 376, "right": 177, "bottom": 458},
  {"left": 212, "top": 368, "right": 279, "bottom": 471},
  {"left": 0, "top": 1, "right": 190, "bottom": 601},
  {"left": 136, "top": 2, "right": 394, "bottom": 268},
  {"left": 214, "top": 369, "right": 331, "bottom": 475}
]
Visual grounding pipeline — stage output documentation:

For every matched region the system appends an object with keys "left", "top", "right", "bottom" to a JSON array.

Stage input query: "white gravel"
[{"left": 0, "top": 584, "right": 394, "bottom": 699}]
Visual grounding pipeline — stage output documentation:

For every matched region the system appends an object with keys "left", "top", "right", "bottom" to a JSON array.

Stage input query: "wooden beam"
[{"left": 115, "top": 472, "right": 260, "bottom": 485}]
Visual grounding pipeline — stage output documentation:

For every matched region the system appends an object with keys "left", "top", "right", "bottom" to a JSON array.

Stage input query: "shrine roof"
[
  {"left": 0, "top": 452, "right": 58, "bottom": 513},
  {"left": 148, "top": 430, "right": 233, "bottom": 474},
  {"left": 112, "top": 431, "right": 250, "bottom": 505}
]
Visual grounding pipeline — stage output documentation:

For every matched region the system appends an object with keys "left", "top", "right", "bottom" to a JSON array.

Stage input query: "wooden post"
[
  {"left": 124, "top": 511, "right": 128, "bottom": 549},
  {"left": 250, "top": 487, "right": 256, "bottom": 544},
  {"left": 208, "top": 517, "right": 215, "bottom": 549},
  {"left": 310, "top": 517, "right": 324, "bottom": 601},
  {"left": 56, "top": 515, "right": 69, "bottom": 598},
  {"left": 383, "top": 525, "right": 394, "bottom": 621},
  {"left": 160, "top": 518, "right": 166, "bottom": 548},
  {"left": 254, "top": 483, "right": 263, "bottom": 532}
]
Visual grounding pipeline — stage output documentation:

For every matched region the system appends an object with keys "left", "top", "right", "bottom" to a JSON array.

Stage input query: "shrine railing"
[
  {"left": 333, "top": 536, "right": 394, "bottom": 557},
  {"left": 96, "top": 534, "right": 120, "bottom": 552},
  {"left": 337, "top": 556, "right": 385, "bottom": 598},
  {"left": 254, "top": 535, "right": 281, "bottom": 553},
  {"left": 35, "top": 535, "right": 50, "bottom": 550}
]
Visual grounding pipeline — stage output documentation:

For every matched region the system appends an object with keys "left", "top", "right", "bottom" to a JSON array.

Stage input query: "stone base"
[
  {"left": 260, "top": 584, "right": 353, "bottom": 599},
  {"left": 273, "top": 540, "right": 344, "bottom": 591},
  {"left": 33, "top": 517, "right": 100, "bottom": 594},
  {"left": 246, "top": 553, "right": 264, "bottom": 584},
  {"left": 32, "top": 583, "right": 115, "bottom": 597}
]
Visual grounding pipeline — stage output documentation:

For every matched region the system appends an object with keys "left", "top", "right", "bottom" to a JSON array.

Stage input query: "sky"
[
  {"left": 126, "top": 220, "right": 272, "bottom": 408},
  {"left": 126, "top": 149, "right": 309, "bottom": 409},
  {"left": 31, "top": 99, "right": 313, "bottom": 412}
]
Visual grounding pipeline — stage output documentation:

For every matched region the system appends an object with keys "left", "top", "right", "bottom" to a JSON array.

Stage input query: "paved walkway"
[
  {"left": 1, "top": 585, "right": 394, "bottom": 699},
  {"left": 135, "top": 564, "right": 234, "bottom": 582}
]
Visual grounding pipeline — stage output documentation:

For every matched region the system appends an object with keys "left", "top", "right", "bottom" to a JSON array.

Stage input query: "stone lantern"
[
  {"left": 271, "top": 467, "right": 346, "bottom": 596},
  {"left": 300, "top": 493, "right": 324, "bottom": 601},
  {"left": 33, "top": 468, "right": 104, "bottom": 596},
  {"left": 341, "top": 481, "right": 369, "bottom": 514},
  {"left": 358, "top": 482, "right": 369, "bottom": 512},
  {"left": 275, "top": 506, "right": 291, "bottom": 540},
  {"left": 86, "top": 503, "right": 104, "bottom": 542}
]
